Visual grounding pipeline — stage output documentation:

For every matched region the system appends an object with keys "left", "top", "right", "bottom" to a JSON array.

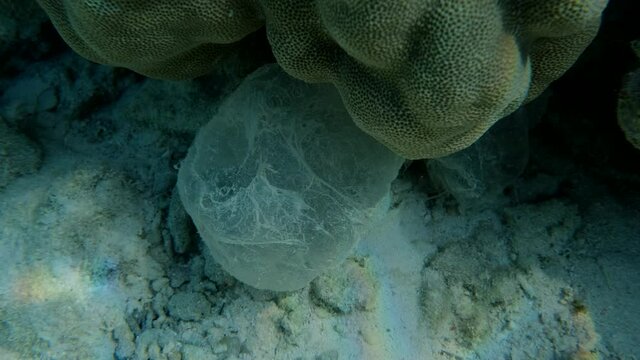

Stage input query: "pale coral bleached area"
[{"left": 1, "top": 2, "right": 640, "bottom": 359}]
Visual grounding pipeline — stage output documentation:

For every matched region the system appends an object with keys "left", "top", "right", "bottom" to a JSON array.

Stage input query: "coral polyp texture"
[
  {"left": 617, "top": 40, "right": 640, "bottom": 150},
  {"left": 35, "top": 0, "right": 264, "bottom": 79},
  {"left": 36, "top": 0, "right": 608, "bottom": 158}
]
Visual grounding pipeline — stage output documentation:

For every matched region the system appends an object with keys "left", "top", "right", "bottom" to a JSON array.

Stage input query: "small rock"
[{"left": 168, "top": 291, "right": 211, "bottom": 321}]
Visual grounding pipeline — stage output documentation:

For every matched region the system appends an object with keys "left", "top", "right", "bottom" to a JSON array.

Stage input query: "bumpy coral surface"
[
  {"left": 617, "top": 40, "right": 640, "bottom": 150},
  {"left": 37, "top": 0, "right": 607, "bottom": 158},
  {"left": 35, "top": 0, "right": 263, "bottom": 79}
]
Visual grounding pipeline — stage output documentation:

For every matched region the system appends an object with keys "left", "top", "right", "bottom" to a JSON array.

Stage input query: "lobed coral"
[
  {"left": 36, "top": 0, "right": 608, "bottom": 158},
  {"left": 617, "top": 40, "right": 640, "bottom": 150}
]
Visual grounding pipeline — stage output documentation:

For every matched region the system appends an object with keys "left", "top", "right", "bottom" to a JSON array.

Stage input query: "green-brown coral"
[
  {"left": 36, "top": 0, "right": 608, "bottom": 158},
  {"left": 617, "top": 40, "right": 640, "bottom": 150}
]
